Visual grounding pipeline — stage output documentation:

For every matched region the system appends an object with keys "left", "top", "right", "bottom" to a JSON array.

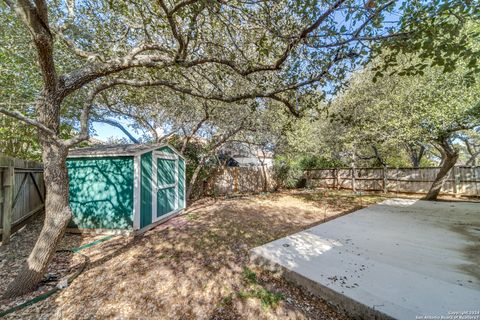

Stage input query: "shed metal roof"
[{"left": 68, "top": 143, "right": 182, "bottom": 158}]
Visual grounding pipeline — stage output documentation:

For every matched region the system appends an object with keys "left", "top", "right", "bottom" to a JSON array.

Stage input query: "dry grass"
[{"left": 0, "top": 189, "right": 389, "bottom": 319}]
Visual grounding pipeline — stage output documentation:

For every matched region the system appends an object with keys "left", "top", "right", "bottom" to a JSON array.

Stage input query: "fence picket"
[
  {"left": 0, "top": 156, "right": 44, "bottom": 245},
  {"left": 1, "top": 167, "right": 14, "bottom": 244},
  {"left": 305, "top": 166, "right": 480, "bottom": 197}
]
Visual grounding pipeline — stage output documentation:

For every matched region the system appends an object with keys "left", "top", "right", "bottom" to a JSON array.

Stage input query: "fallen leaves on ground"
[{"left": 1, "top": 189, "right": 391, "bottom": 319}]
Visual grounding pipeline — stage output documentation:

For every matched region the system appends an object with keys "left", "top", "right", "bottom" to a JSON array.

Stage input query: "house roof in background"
[
  {"left": 219, "top": 141, "right": 274, "bottom": 159},
  {"left": 87, "top": 137, "right": 106, "bottom": 145},
  {"left": 68, "top": 143, "right": 182, "bottom": 158},
  {"left": 253, "top": 150, "right": 274, "bottom": 158}
]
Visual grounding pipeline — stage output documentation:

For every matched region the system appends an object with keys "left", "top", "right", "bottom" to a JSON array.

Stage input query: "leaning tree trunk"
[
  {"left": 424, "top": 140, "right": 459, "bottom": 201},
  {"left": 3, "top": 141, "right": 72, "bottom": 298},
  {"left": 186, "top": 160, "right": 205, "bottom": 203}
]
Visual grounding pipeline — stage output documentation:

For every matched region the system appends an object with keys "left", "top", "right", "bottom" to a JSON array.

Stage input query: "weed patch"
[{"left": 238, "top": 267, "right": 284, "bottom": 309}]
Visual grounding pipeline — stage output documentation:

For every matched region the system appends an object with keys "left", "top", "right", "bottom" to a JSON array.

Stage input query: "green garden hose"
[{"left": 0, "top": 235, "right": 116, "bottom": 318}]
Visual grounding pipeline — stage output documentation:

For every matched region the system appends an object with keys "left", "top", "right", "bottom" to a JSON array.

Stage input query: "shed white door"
[{"left": 152, "top": 152, "right": 179, "bottom": 223}]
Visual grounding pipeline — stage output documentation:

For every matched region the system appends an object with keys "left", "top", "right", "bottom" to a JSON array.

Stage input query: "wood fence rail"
[
  {"left": 304, "top": 166, "right": 480, "bottom": 197},
  {"left": 0, "top": 156, "right": 45, "bottom": 245}
]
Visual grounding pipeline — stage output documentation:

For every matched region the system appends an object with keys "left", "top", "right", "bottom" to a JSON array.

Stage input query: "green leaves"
[{"left": 375, "top": 0, "right": 480, "bottom": 77}]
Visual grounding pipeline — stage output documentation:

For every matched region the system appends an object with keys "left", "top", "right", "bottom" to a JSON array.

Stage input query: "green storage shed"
[{"left": 67, "top": 143, "right": 186, "bottom": 232}]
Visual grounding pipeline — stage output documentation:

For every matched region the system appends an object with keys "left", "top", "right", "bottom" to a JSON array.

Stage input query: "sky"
[
  {"left": 91, "top": 122, "right": 120, "bottom": 141},
  {"left": 92, "top": 121, "right": 141, "bottom": 142}
]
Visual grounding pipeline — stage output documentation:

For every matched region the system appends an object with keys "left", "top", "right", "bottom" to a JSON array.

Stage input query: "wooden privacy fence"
[
  {"left": 0, "top": 156, "right": 45, "bottom": 245},
  {"left": 305, "top": 166, "right": 480, "bottom": 197},
  {"left": 207, "top": 166, "right": 276, "bottom": 195}
]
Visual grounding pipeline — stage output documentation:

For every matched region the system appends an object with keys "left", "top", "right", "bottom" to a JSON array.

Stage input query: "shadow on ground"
[{"left": 1, "top": 190, "right": 387, "bottom": 319}]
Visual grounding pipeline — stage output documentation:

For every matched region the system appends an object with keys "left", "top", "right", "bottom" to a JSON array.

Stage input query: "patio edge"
[{"left": 250, "top": 249, "right": 395, "bottom": 320}]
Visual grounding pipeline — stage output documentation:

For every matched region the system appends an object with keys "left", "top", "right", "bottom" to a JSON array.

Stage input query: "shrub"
[{"left": 274, "top": 154, "right": 345, "bottom": 188}]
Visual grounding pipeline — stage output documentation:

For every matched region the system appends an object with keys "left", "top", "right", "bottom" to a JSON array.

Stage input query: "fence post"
[
  {"left": 233, "top": 167, "right": 239, "bottom": 193},
  {"left": 396, "top": 167, "right": 399, "bottom": 193},
  {"left": 2, "top": 166, "right": 14, "bottom": 245},
  {"left": 453, "top": 167, "right": 460, "bottom": 198},
  {"left": 351, "top": 166, "right": 356, "bottom": 192},
  {"left": 332, "top": 168, "right": 337, "bottom": 189},
  {"left": 382, "top": 165, "right": 388, "bottom": 193},
  {"left": 336, "top": 169, "right": 341, "bottom": 190},
  {"left": 475, "top": 166, "right": 479, "bottom": 197}
]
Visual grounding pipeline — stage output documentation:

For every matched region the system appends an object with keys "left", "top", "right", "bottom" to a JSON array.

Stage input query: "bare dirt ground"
[{"left": 0, "top": 189, "right": 469, "bottom": 319}]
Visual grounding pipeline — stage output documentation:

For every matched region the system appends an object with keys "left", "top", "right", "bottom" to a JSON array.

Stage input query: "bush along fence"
[
  {"left": 0, "top": 156, "right": 45, "bottom": 245},
  {"left": 305, "top": 166, "right": 480, "bottom": 197}
]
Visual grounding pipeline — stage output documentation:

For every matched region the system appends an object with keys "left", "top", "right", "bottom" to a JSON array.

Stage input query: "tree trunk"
[
  {"left": 466, "top": 154, "right": 479, "bottom": 166},
  {"left": 261, "top": 165, "right": 268, "bottom": 192},
  {"left": 372, "top": 145, "right": 385, "bottom": 167},
  {"left": 3, "top": 141, "right": 72, "bottom": 298},
  {"left": 463, "top": 139, "right": 479, "bottom": 166},
  {"left": 406, "top": 144, "right": 425, "bottom": 169},
  {"left": 258, "top": 151, "right": 268, "bottom": 192},
  {"left": 424, "top": 139, "right": 459, "bottom": 201},
  {"left": 186, "top": 161, "right": 205, "bottom": 203}
]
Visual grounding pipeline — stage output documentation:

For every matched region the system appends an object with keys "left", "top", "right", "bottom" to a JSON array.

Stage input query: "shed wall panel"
[
  {"left": 67, "top": 156, "right": 134, "bottom": 229},
  {"left": 178, "top": 159, "right": 186, "bottom": 209},
  {"left": 140, "top": 151, "right": 153, "bottom": 228}
]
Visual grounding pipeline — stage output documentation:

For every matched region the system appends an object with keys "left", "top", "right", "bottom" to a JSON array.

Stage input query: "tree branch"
[
  {"left": 60, "top": 0, "right": 352, "bottom": 93},
  {"left": 61, "top": 46, "right": 172, "bottom": 96},
  {"left": 91, "top": 44, "right": 347, "bottom": 117},
  {"left": 33, "top": 0, "right": 48, "bottom": 24},
  {"left": 63, "top": 104, "right": 91, "bottom": 147},
  {"left": 157, "top": 130, "right": 177, "bottom": 143},
  {"left": 54, "top": 27, "right": 99, "bottom": 60},
  {"left": 181, "top": 102, "right": 210, "bottom": 153},
  {"left": 63, "top": 81, "right": 123, "bottom": 147},
  {"left": 7, "top": 0, "right": 58, "bottom": 92},
  {"left": 170, "top": 0, "right": 200, "bottom": 15},
  {"left": 0, "top": 108, "right": 57, "bottom": 137},
  {"left": 157, "top": 0, "right": 188, "bottom": 60}
]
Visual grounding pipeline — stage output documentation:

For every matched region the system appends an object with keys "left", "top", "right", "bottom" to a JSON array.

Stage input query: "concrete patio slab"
[{"left": 251, "top": 199, "right": 480, "bottom": 320}]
